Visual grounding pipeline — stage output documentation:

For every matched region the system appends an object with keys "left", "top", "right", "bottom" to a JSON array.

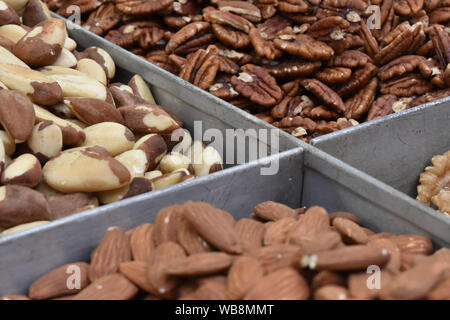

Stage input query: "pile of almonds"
[
  {"left": 3, "top": 201, "right": 449, "bottom": 300},
  {"left": 0, "top": 9, "right": 222, "bottom": 236},
  {"left": 45, "top": 0, "right": 450, "bottom": 141}
]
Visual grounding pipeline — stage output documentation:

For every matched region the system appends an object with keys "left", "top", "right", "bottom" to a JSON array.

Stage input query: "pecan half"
[
  {"left": 209, "top": 75, "right": 239, "bottom": 100},
  {"left": 274, "top": 34, "right": 334, "bottom": 60},
  {"left": 380, "top": 74, "right": 434, "bottom": 97},
  {"left": 394, "top": 0, "right": 424, "bottom": 17},
  {"left": 203, "top": 9, "right": 253, "bottom": 33},
  {"left": 344, "top": 78, "right": 378, "bottom": 120},
  {"left": 231, "top": 64, "right": 283, "bottom": 107},
  {"left": 328, "top": 50, "right": 373, "bottom": 68},
  {"left": 179, "top": 48, "right": 220, "bottom": 90},
  {"left": 83, "top": 3, "right": 121, "bottom": 36},
  {"left": 265, "top": 59, "right": 321, "bottom": 79},
  {"left": 217, "top": 1, "right": 262, "bottom": 23},
  {"left": 115, "top": 0, "right": 174, "bottom": 15},
  {"left": 316, "top": 67, "right": 352, "bottom": 85},
  {"left": 337, "top": 63, "right": 378, "bottom": 97},
  {"left": 379, "top": 55, "right": 426, "bottom": 81},
  {"left": 212, "top": 24, "right": 250, "bottom": 48},
  {"left": 366, "top": 94, "right": 397, "bottom": 121},
  {"left": 165, "top": 22, "right": 211, "bottom": 54},
  {"left": 300, "top": 79, "right": 345, "bottom": 113},
  {"left": 428, "top": 24, "right": 450, "bottom": 69},
  {"left": 249, "top": 28, "right": 282, "bottom": 60}
]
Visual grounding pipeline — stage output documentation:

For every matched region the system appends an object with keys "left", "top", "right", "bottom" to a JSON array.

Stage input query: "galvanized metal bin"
[
  {"left": 1, "top": 146, "right": 448, "bottom": 295},
  {"left": 311, "top": 98, "right": 450, "bottom": 216}
]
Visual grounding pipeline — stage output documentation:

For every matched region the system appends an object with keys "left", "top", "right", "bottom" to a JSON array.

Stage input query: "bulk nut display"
[
  {"left": 0, "top": 11, "right": 223, "bottom": 235},
  {"left": 46, "top": 0, "right": 450, "bottom": 142},
  {"left": 2, "top": 201, "right": 449, "bottom": 300},
  {"left": 417, "top": 150, "right": 450, "bottom": 216}
]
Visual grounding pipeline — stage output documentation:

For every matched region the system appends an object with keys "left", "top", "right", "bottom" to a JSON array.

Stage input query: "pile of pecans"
[
  {"left": 0, "top": 6, "right": 223, "bottom": 236},
  {"left": 3, "top": 201, "right": 449, "bottom": 300},
  {"left": 47, "top": 0, "right": 450, "bottom": 141},
  {"left": 417, "top": 150, "right": 450, "bottom": 216}
]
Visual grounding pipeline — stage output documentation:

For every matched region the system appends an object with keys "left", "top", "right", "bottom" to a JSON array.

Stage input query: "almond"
[
  {"left": 287, "top": 206, "right": 330, "bottom": 243},
  {"left": 147, "top": 241, "right": 186, "bottom": 298},
  {"left": 301, "top": 245, "right": 391, "bottom": 271},
  {"left": 263, "top": 217, "right": 296, "bottom": 246},
  {"left": 0, "top": 295, "right": 31, "bottom": 300},
  {"left": 119, "top": 261, "right": 152, "bottom": 292},
  {"left": 176, "top": 216, "right": 212, "bottom": 255},
  {"left": 129, "top": 223, "right": 154, "bottom": 262},
  {"left": 348, "top": 270, "right": 394, "bottom": 300},
  {"left": 186, "top": 276, "right": 228, "bottom": 300},
  {"left": 290, "top": 230, "right": 343, "bottom": 254},
  {"left": 332, "top": 217, "right": 369, "bottom": 244},
  {"left": 166, "top": 252, "right": 233, "bottom": 277},
  {"left": 427, "top": 277, "right": 450, "bottom": 300},
  {"left": 368, "top": 237, "right": 401, "bottom": 272},
  {"left": 253, "top": 201, "right": 298, "bottom": 221},
  {"left": 244, "top": 268, "right": 309, "bottom": 300},
  {"left": 152, "top": 205, "right": 184, "bottom": 246},
  {"left": 250, "top": 244, "right": 302, "bottom": 273},
  {"left": 227, "top": 256, "right": 264, "bottom": 300},
  {"left": 184, "top": 201, "right": 242, "bottom": 254},
  {"left": 89, "top": 227, "right": 131, "bottom": 282},
  {"left": 394, "top": 234, "right": 433, "bottom": 255},
  {"left": 73, "top": 273, "right": 138, "bottom": 300},
  {"left": 329, "top": 211, "right": 361, "bottom": 225},
  {"left": 311, "top": 270, "right": 346, "bottom": 290},
  {"left": 234, "top": 218, "right": 265, "bottom": 251},
  {"left": 314, "top": 285, "right": 350, "bottom": 300},
  {"left": 29, "top": 262, "right": 89, "bottom": 299},
  {"left": 380, "top": 257, "right": 446, "bottom": 300}
]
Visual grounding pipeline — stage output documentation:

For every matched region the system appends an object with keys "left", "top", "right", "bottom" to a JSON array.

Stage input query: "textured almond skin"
[
  {"left": 263, "top": 217, "right": 296, "bottom": 246},
  {"left": 427, "top": 277, "right": 450, "bottom": 300},
  {"left": 250, "top": 244, "right": 302, "bottom": 273},
  {"left": 184, "top": 202, "right": 242, "bottom": 254},
  {"left": 234, "top": 218, "right": 265, "bottom": 251},
  {"left": 147, "top": 241, "right": 186, "bottom": 298},
  {"left": 73, "top": 273, "right": 138, "bottom": 300},
  {"left": 348, "top": 270, "right": 394, "bottom": 300},
  {"left": 186, "top": 276, "right": 228, "bottom": 300},
  {"left": 245, "top": 268, "right": 309, "bottom": 300},
  {"left": 394, "top": 234, "right": 433, "bottom": 255},
  {"left": 302, "top": 245, "right": 391, "bottom": 271},
  {"left": 119, "top": 261, "right": 152, "bottom": 292},
  {"left": 329, "top": 211, "right": 361, "bottom": 225},
  {"left": 129, "top": 223, "right": 154, "bottom": 262},
  {"left": 166, "top": 252, "right": 233, "bottom": 277},
  {"left": 89, "top": 227, "right": 131, "bottom": 282},
  {"left": 287, "top": 206, "right": 330, "bottom": 244},
  {"left": 380, "top": 257, "right": 446, "bottom": 300},
  {"left": 332, "top": 217, "right": 369, "bottom": 244},
  {"left": 152, "top": 205, "right": 183, "bottom": 246},
  {"left": 227, "top": 256, "right": 264, "bottom": 300},
  {"left": 311, "top": 270, "right": 346, "bottom": 291},
  {"left": 176, "top": 216, "right": 212, "bottom": 255},
  {"left": 368, "top": 238, "right": 401, "bottom": 272},
  {"left": 29, "top": 262, "right": 89, "bottom": 299},
  {"left": 314, "top": 285, "right": 350, "bottom": 300},
  {"left": 253, "top": 201, "right": 297, "bottom": 221},
  {"left": 291, "top": 230, "right": 343, "bottom": 254}
]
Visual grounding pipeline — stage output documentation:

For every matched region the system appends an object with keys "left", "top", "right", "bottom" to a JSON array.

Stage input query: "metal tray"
[
  {"left": 1, "top": 146, "right": 448, "bottom": 295},
  {"left": 311, "top": 98, "right": 450, "bottom": 209}
]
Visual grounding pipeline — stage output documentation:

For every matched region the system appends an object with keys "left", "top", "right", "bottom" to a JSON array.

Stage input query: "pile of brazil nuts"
[
  {"left": 45, "top": 0, "right": 450, "bottom": 141},
  {"left": 0, "top": 10, "right": 223, "bottom": 236},
  {"left": 417, "top": 150, "right": 450, "bottom": 216},
  {"left": 2, "top": 201, "right": 449, "bottom": 300}
]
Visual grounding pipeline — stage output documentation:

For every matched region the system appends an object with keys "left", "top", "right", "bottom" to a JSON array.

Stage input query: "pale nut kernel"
[
  {"left": 128, "top": 74, "right": 156, "bottom": 104},
  {"left": 133, "top": 134, "right": 168, "bottom": 170},
  {"left": 2, "top": 0, "right": 28, "bottom": 12},
  {"left": 34, "top": 181, "right": 63, "bottom": 201},
  {"left": 97, "top": 176, "right": 153, "bottom": 205},
  {"left": 0, "top": 24, "right": 28, "bottom": 43},
  {"left": 82, "top": 47, "right": 116, "bottom": 80},
  {"left": 0, "top": 45, "right": 29, "bottom": 68},
  {"left": 33, "top": 104, "right": 85, "bottom": 146},
  {"left": 39, "top": 66, "right": 108, "bottom": 100},
  {"left": 0, "top": 130, "right": 15, "bottom": 156},
  {"left": 82, "top": 122, "right": 135, "bottom": 156},
  {"left": 13, "top": 18, "right": 67, "bottom": 67},
  {"left": 64, "top": 37, "right": 76, "bottom": 52},
  {"left": 76, "top": 58, "right": 108, "bottom": 86},
  {"left": 192, "top": 145, "right": 223, "bottom": 177},
  {"left": 0, "top": 185, "right": 51, "bottom": 229},
  {"left": 43, "top": 147, "right": 131, "bottom": 193},
  {"left": 1, "top": 153, "right": 42, "bottom": 187},
  {"left": 145, "top": 170, "right": 163, "bottom": 179},
  {"left": 114, "top": 149, "right": 149, "bottom": 178},
  {"left": 27, "top": 121, "right": 63, "bottom": 162},
  {"left": 0, "top": 63, "right": 63, "bottom": 106},
  {"left": 0, "top": 220, "right": 49, "bottom": 237},
  {"left": 51, "top": 48, "right": 77, "bottom": 68},
  {"left": 150, "top": 169, "right": 190, "bottom": 190},
  {"left": 0, "top": 89, "right": 35, "bottom": 143},
  {"left": 51, "top": 102, "right": 75, "bottom": 118},
  {"left": 159, "top": 152, "right": 193, "bottom": 174}
]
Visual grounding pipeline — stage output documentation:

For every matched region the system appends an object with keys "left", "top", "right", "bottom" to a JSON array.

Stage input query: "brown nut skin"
[
  {"left": 119, "top": 104, "right": 181, "bottom": 134},
  {"left": 109, "top": 83, "right": 147, "bottom": 107},
  {"left": 0, "top": 185, "right": 51, "bottom": 229},
  {"left": 133, "top": 134, "right": 167, "bottom": 171},
  {"left": 48, "top": 193, "right": 98, "bottom": 220},
  {"left": 13, "top": 18, "right": 66, "bottom": 67},
  {"left": 0, "top": 89, "right": 35, "bottom": 142},
  {"left": 1, "top": 153, "right": 42, "bottom": 187},
  {"left": 64, "top": 98, "right": 124, "bottom": 126},
  {"left": 0, "top": 1, "right": 20, "bottom": 26},
  {"left": 22, "top": 0, "right": 51, "bottom": 28}
]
